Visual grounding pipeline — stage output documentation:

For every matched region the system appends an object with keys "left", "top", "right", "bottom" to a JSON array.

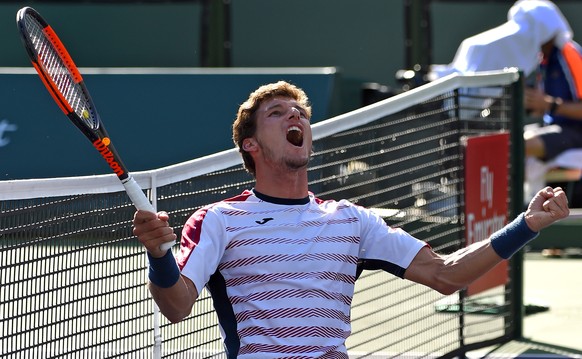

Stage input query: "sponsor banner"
[{"left": 464, "top": 133, "right": 510, "bottom": 296}]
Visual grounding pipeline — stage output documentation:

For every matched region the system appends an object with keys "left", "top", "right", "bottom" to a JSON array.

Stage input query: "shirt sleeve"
[
  {"left": 177, "top": 207, "right": 227, "bottom": 294},
  {"left": 356, "top": 205, "right": 428, "bottom": 277}
]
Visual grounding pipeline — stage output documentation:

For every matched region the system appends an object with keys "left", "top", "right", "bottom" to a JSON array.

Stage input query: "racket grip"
[
  {"left": 123, "top": 176, "right": 155, "bottom": 212},
  {"left": 123, "top": 176, "right": 174, "bottom": 252}
]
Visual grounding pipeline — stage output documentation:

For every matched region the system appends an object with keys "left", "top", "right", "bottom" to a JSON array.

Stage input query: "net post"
[
  {"left": 148, "top": 174, "right": 164, "bottom": 359},
  {"left": 153, "top": 301, "right": 163, "bottom": 359},
  {"left": 453, "top": 87, "right": 468, "bottom": 356},
  {"left": 509, "top": 71, "right": 526, "bottom": 340}
]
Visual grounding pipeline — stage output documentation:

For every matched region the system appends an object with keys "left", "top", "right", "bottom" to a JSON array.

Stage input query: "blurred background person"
[{"left": 429, "top": 0, "right": 582, "bottom": 205}]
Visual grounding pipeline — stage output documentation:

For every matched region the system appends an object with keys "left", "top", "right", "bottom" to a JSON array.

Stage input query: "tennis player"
[{"left": 133, "top": 81, "right": 569, "bottom": 359}]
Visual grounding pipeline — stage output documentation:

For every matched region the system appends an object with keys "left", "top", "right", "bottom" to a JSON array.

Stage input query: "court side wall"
[{"left": 0, "top": 70, "right": 336, "bottom": 179}]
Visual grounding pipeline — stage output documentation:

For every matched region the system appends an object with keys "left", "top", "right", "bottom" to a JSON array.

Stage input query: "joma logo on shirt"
[{"left": 255, "top": 218, "right": 274, "bottom": 225}]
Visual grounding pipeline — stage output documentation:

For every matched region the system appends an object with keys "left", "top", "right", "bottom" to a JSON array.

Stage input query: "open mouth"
[{"left": 286, "top": 126, "right": 304, "bottom": 147}]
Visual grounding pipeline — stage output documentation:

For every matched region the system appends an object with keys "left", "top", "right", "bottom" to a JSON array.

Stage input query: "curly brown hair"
[{"left": 232, "top": 81, "right": 312, "bottom": 176}]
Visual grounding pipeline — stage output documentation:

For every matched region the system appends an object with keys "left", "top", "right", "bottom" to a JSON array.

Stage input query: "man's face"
[{"left": 250, "top": 96, "right": 313, "bottom": 172}]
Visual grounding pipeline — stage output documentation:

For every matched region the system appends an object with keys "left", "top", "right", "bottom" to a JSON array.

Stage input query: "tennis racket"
[{"left": 16, "top": 7, "right": 173, "bottom": 252}]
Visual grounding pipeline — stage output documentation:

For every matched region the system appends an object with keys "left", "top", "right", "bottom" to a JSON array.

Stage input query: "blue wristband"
[
  {"left": 490, "top": 213, "right": 539, "bottom": 259},
  {"left": 148, "top": 250, "right": 181, "bottom": 288}
]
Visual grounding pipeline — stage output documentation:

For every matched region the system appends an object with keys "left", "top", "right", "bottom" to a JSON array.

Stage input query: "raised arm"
[
  {"left": 133, "top": 210, "right": 198, "bottom": 323},
  {"left": 405, "top": 186, "right": 570, "bottom": 294}
]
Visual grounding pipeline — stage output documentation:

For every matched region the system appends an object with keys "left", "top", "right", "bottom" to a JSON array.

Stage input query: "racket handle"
[
  {"left": 123, "top": 176, "right": 174, "bottom": 252},
  {"left": 123, "top": 176, "right": 155, "bottom": 212}
]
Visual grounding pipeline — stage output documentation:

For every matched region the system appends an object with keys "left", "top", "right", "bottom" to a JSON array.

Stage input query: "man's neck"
[{"left": 253, "top": 170, "right": 309, "bottom": 199}]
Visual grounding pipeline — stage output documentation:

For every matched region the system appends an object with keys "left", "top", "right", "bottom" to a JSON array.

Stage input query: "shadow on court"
[
  {"left": 468, "top": 252, "right": 582, "bottom": 359},
  {"left": 469, "top": 339, "right": 582, "bottom": 359}
]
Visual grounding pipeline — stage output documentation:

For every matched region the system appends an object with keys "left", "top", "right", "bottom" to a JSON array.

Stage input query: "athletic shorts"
[{"left": 527, "top": 123, "right": 582, "bottom": 161}]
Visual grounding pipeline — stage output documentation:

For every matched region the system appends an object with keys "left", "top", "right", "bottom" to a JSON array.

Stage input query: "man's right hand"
[{"left": 133, "top": 210, "right": 177, "bottom": 258}]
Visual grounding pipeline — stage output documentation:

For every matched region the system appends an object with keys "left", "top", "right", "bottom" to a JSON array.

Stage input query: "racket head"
[
  {"left": 17, "top": 7, "right": 100, "bottom": 134},
  {"left": 16, "top": 7, "right": 130, "bottom": 181}
]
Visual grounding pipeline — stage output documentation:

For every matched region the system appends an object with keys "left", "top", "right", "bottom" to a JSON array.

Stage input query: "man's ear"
[{"left": 242, "top": 138, "right": 257, "bottom": 152}]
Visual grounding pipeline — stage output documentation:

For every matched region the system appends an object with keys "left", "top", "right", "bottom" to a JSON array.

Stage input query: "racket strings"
[{"left": 23, "top": 13, "right": 98, "bottom": 130}]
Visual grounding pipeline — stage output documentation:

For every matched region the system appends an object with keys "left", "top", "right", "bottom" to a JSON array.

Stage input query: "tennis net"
[{"left": 0, "top": 68, "right": 523, "bottom": 358}]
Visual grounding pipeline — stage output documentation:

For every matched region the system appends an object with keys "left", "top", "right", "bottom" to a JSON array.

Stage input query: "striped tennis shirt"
[{"left": 177, "top": 189, "right": 427, "bottom": 358}]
